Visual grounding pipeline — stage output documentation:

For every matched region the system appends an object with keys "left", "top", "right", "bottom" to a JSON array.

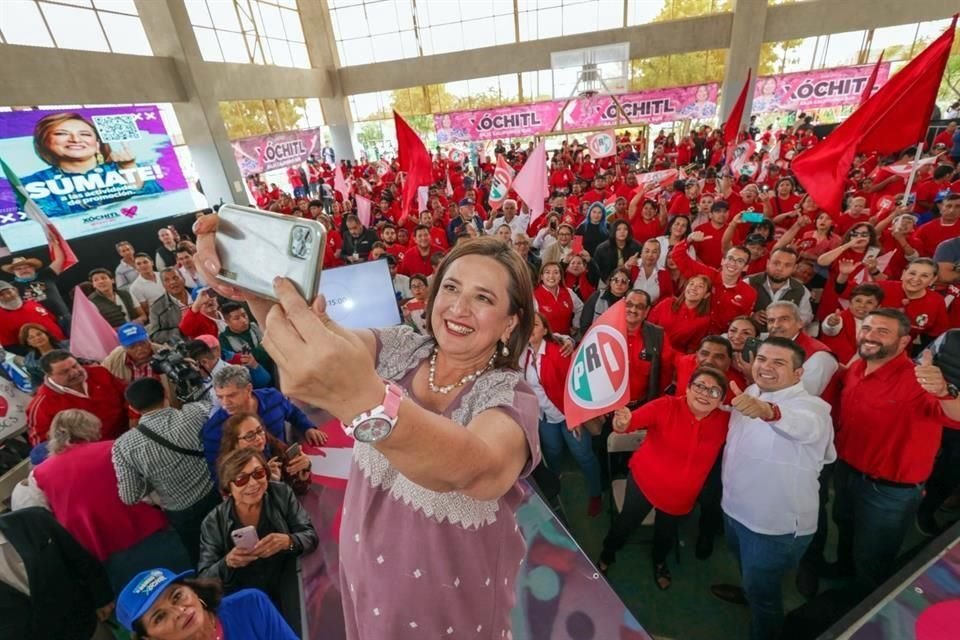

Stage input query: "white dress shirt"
[
  {"left": 633, "top": 265, "right": 663, "bottom": 303},
  {"left": 722, "top": 381, "right": 836, "bottom": 536},
  {"left": 129, "top": 274, "right": 165, "bottom": 307},
  {"left": 800, "top": 350, "right": 839, "bottom": 397}
]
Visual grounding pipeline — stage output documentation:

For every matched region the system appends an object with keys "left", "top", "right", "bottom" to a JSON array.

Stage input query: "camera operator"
[
  {"left": 101, "top": 322, "right": 178, "bottom": 404},
  {"left": 185, "top": 335, "right": 270, "bottom": 412},
  {"left": 112, "top": 374, "right": 220, "bottom": 566}
]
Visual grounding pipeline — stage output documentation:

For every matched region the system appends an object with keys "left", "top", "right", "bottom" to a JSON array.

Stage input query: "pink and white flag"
[
  {"left": 513, "top": 140, "right": 549, "bottom": 222},
  {"left": 355, "top": 194, "right": 373, "bottom": 227},
  {"left": 334, "top": 165, "right": 351, "bottom": 200},
  {"left": 69, "top": 287, "right": 119, "bottom": 361}
]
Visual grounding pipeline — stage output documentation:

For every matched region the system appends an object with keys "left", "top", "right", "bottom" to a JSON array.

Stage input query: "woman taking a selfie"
[
  {"left": 196, "top": 219, "right": 539, "bottom": 640},
  {"left": 198, "top": 448, "right": 318, "bottom": 632}
]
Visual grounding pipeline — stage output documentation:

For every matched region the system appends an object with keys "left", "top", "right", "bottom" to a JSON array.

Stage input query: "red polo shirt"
[
  {"left": 26, "top": 365, "right": 128, "bottom": 446},
  {"left": 399, "top": 246, "right": 434, "bottom": 277},
  {"left": 691, "top": 221, "right": 728, "bottom": 267},
  {"left": 837, "top": 353, "right": 960, "bottom": 483},
  {"left": 647, "top": 298, "right": 711, "bottom": 354},
  {"left": 624, "top": 395, "right": 730, "bottom": 515}
]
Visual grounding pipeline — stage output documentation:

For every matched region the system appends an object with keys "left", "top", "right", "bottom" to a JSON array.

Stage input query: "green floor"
[{"left": 553, "top": 460, "right": 935, "bottom": 640}]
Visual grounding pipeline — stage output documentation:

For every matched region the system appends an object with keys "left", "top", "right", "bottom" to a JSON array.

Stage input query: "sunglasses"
[
  {"left": 610, "top": 277, "right": 630, "bottom": 285},
  {"left": 233, "top": 466, "right": 267, "bottom": 487},
  {"left": 689, "top": 381, "right": 723, "bottom": 399},
  {"left": 239, "top": 427, "right": 265, "bottom": 443},
  {"left": 850, "top": 231, "right": 871, "bottom": 238}
]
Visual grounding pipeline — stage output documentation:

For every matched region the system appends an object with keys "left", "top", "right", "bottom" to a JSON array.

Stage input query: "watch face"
[{"left": 354, "top": 417, "right": 393, "bottom": 443}]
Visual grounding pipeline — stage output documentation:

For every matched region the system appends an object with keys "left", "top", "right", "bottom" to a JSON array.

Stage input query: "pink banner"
[
  {"left": 752, "top": 63, "right": 892, "bottom": 114},
  {"left": 435, "top": 83, "right": 720, "bottom": 143},
  {"left": 231, "top": 128, "right": 321, "bottom": 175}
]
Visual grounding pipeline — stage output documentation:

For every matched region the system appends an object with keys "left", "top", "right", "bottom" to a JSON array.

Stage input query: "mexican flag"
[
  {"left": 0, "top": 157, "right": 78, "bottom": 271},
  {"left": 563, "top": 299, "right": 630, "bottom": 429}
]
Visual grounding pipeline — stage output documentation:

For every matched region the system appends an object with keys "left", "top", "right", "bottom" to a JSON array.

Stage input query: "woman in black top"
[{"left": 593, "top": 219, "right": 641, "bottom": 284}]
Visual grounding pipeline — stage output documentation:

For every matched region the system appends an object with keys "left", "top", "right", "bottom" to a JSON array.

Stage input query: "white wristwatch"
[{"left": 343, "top": 381, "right": 403, "bottom": 443}]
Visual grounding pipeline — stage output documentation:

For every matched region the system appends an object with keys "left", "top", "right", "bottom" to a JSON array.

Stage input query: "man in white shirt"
[
  {"left": 485, "top": 199, "right": 531, "bottom": 238},
  {"left": 713, "top": 337, "right": 835, "bottom": 640},
  {"left": 114, "top": 240, "right": 138, "bottom": 290},
  {"left": 764, "top": 301, "right": 838, "bottom": 397},
  {"left": 128, "top": 253, "right": 166, "bottom": 317}
]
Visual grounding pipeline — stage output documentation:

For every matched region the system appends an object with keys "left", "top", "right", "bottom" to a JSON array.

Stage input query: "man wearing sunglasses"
[{"left": 712, "top": 337, "right": 835, "bottom": 640}]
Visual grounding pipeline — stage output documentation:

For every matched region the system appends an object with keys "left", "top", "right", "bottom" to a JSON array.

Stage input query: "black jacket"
[
  {"left": 340, "top": 228, "right": 379, "bottom": 260},
  {"left": 593, "top": 238, "right": 641, "bottom": 282},
  {"left": 198, "top": 481, "right": 318, "bottom": 592},
  {"left": 0, "top": 508, "right": 113, "bottom": 640}
]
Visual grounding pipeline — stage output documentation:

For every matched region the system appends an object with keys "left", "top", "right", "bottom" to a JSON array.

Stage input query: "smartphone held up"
[{"left": 214, "top": 204, "right": 326, "bottom": 304}]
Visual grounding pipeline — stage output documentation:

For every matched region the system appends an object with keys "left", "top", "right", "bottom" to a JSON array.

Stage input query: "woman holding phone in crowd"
[
  {"left": 196, "top": 215, "right": 540, "bottom": 640},
  {"left": 198, "top": 448, "right": 318, "bottom": 632},
  {"left": 219, "top": 412, "right": 312, "bottom": 495}
]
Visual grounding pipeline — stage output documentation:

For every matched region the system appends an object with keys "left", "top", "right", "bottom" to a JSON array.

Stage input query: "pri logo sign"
[
  {"left": 569, "top": 325, "right": 628, "bottom": 409},
  {"left": 586, "top": 130, "right": 617, "bottom": 159}
]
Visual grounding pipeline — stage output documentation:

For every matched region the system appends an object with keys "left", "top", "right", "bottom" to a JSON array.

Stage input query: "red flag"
[
  {"left": 563, "top": 299, "right": 630, "bottom": 429},
  {"left": 858, "top": 50, "right": 884, "bottom": 107},
  {"left": 793, "top": 17, "right": 956, "bottom": 215},
  {"left": 723, "top": 68, "right": 752, "bottom": 148},
  {"left": 393, "top": 111, "right": 433, "bottom": 220}
]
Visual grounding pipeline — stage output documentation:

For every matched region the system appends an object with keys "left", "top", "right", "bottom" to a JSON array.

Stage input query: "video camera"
[{"left": 151, "top": 342, "right": 209, "bottom": 403}]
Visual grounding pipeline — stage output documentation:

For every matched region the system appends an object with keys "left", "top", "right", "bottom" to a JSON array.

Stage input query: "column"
[
  {"left": 136, "top": 0, "right": 248, "bottom": 206},
  {"left": 302, "top": 0, "right": 357, "bottom": 161},
  {"left": 719, "top": 0, "right": 768, "bottom": 129}
]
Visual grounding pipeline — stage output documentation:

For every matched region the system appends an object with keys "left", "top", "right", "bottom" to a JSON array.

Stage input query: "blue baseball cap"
[
  {"left": 458, "top": 197, "right": 475, "bottom": 207},
  {"left": 117, "top": 322, "right": 149, "bottom": 348},
  {"left": 117, "top": 568, "right": 193, "bottom": 630}
]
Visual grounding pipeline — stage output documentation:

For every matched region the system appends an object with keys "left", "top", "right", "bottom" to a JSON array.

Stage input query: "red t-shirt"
[
  {"left": 876, "top": 281, "right": 949, "bottom": 340},
  {"left": 671, "top": 240, "right": 758, "bottom": 334},
  {"left": 647, "top": 298, "right": 712, "bottom": 354},
  {"left": 838, "top": 353, "right": 960, "bottom": 483},
  {"left": 623, "top": 395, "right": 729, "bottom": 515},
  {"left": 534, "top": 286, "right": 577, "bottom": 335},
  {"left": 0, "top": 300, "right": 64, "bottom": 347},
  {"left": 914, "top": 219, "right": 960, "bottom": 258},
  {"left": 691, "top": 221, "right": 728, "bottom": 268}
]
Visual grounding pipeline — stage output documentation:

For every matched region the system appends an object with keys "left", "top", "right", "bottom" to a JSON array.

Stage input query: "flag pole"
[{"left": 902, "top": 143, "right": 924, "bottom": 205}]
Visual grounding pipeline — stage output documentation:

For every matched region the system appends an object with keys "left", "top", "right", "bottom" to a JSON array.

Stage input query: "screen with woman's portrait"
[{"left": 0, "top": 105, "right": 197, "bottom": 251}]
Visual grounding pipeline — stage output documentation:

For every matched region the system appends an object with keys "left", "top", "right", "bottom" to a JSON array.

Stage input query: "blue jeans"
[
  {"left": 538, "top": 417, "right": 603, "bottom": 497},
  {"left": 832, "top": 460, "right": 923, "bottom": 590},
  {"left": 725, "top": 514, "right": 812, "bottom": 640}
]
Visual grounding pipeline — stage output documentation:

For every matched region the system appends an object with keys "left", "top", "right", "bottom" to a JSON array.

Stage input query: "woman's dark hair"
[
  {"left": 750, "top": 219, "right": 775, "bottom": 239},
  {"left": 609, "top": 219, "right": 632, "bottom": 244},
  {"left": 132, "top": 578, "right": 223, "bottom": 639},
  {"left": 220, "top": 413, "right": 283, "bottom": 460},
  {"left": 424, "top": 237, "right": 534, "bottom": 370},
  {"left": 409, "top": 274, "right": 428, "bottom": 287},
  {"left": 18, "top": 322, "right": 59, "bottom": 351},
  {"left": 533, "top": 311, "right": 557, "bottom": 344},
  {"left": 607, "top": 267, "right": 633, "bottom": 293},
  {"left": 729, "top": 314, "right": 761, "bottom": 335},
  {"left": 667, "top": 215, "right": 691, "bottom": 238},
  {"left": 538, "top": 260, "right": 564, "bottom": 281},
  {"left": 841, "top": 222, "right": 879, "bottom": 248},
  {"left": 689, "top": 366, "right": 729, "bottom": 392}
]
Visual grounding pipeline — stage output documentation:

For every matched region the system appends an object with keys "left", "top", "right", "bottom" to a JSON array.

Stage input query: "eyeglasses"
[
  {"left": 850, "top": 231, "right": 871, "bottom": 238},
  {"left": 689, "top": 381, "right": 723, "bottom": 399},
  {"left": 239, "top": 427, "right": 265, "bottom": 443},
  {"left": 233, "top": 466, "right": 267, "bottom": 487},
  {"left": 515, "top": 240, "right": 530, "bottom": 246},
  {"left": 625, "top": 302, "right": 647, "bottom": 310},
  {"left": 610, "top": 278, "right": 630, "bottom": 285},
  {"left": 723, "top": 255, "right": 748, "bottom": 266}
]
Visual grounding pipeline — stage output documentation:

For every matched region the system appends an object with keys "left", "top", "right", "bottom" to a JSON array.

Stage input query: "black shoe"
[
  {"left": 695, "top": 534, "right": 714, "bottom": 560},
  {"left": 653, "top": 563, "right": 672, "bottom": 591},
  {"left": 711, "top": 583, "right": 748, "bottom": 606},
  {"left": 917, "top": 513, "right": 943, "bottom": 537},
  {"left": 796, "top": 563, "right": 819, "bottom": 599}
]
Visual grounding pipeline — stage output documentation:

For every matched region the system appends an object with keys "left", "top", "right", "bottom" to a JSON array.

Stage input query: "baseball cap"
[
  {"left": 117, "top": 568, "right": 193, "bottom": 630},
  {"left": 458, "top": 197, "right": 475, "bottom": 207},
  {"left": 195, "top": 334, "right": 220, "bottom": 349},
  {"left": 0, "top": 281, "right": 15, "bottom": 291},
  {"left": 117, "top": 322, "right": 149, "bottom": 348}
]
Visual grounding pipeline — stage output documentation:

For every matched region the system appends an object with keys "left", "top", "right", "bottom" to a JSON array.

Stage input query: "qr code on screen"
[{"left": 91, "top": 115, "right": 142, "bottom": 143}]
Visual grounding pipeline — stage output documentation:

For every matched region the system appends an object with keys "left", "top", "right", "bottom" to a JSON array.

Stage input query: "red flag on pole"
[
  {"left": 858, "top": 50, "right": 884, "bottom": 107},
  {"left": 393, "top": 111, "right": 433, "bottom": 221},
  {"left": 723, "top": 69, "right": 752, "bottom": 150},
  {"left": 792, "top": 16, "right": 957, "bottom": 215},
  {"left": 563, "top": 299, "right": 630, "bottom": 429}
]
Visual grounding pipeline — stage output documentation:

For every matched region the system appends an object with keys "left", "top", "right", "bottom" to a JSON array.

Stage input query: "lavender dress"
[{"left": 339, "top": 326, "right": 541, "bottom": 640}]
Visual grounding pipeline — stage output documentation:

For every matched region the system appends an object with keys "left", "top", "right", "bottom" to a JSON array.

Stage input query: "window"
[
  {"left": 329, "top": 0, "right": 418, "bottom": 66},
  {"left": 219, "top": 98, "right": 325, "bottom": 140},
  {"left": 518, "top": 0, "right": 623, "bottom": 42},
  {"left": 416, "top": 1, "right": 515, "bottom": 56},
  {"left": 184, "top": 0, "right": 311, "bottom": 68},
  {"left": 0, "top": 0, "right": 152, "bottom": 54}
]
